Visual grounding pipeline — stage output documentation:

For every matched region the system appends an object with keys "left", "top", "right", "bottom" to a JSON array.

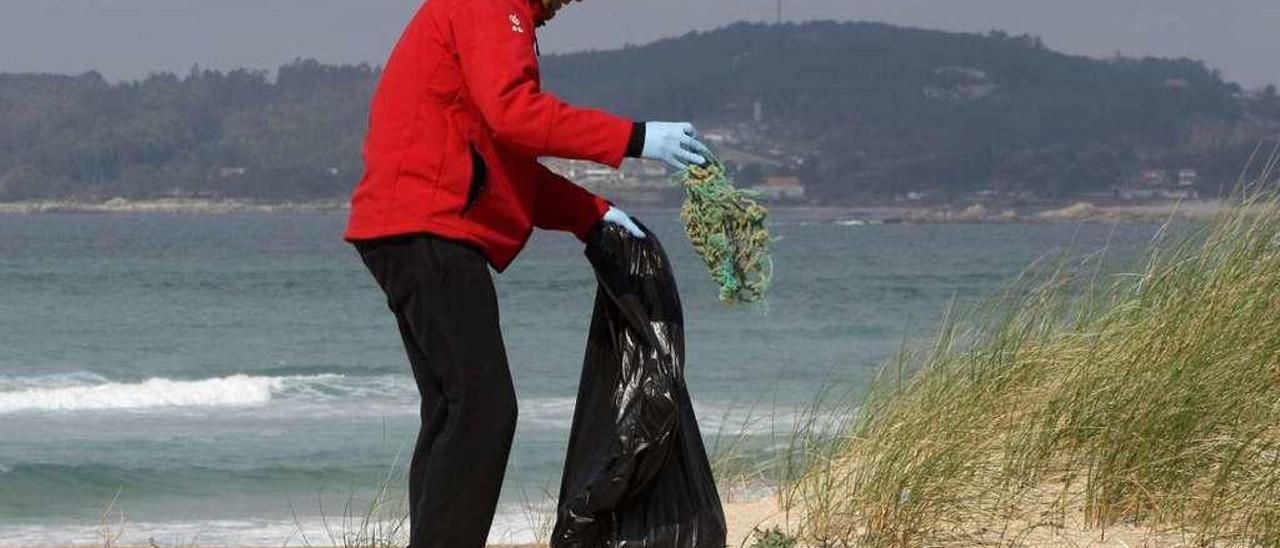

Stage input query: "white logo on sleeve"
[{"left": 509, "top": 14, "right": 524, "bottom": 33}]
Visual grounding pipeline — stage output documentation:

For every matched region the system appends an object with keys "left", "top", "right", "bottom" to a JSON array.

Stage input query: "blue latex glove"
[
  {"left": 642, "top": 122, "right": 711, "bottom": 170},
  {"left": 602, "top": 206, "right": 645, "bottom": 238}
]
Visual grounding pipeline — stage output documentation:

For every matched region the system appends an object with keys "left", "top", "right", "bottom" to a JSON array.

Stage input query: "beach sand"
[
  {"left": 42, "top": 494, "right": 1196, "bottom": 547},
  {"left": 485, "top": 493, "right": 793, "bottom": 548},
  {"left": 690, "top": 493, "right": 1192, "bottom": 548}
]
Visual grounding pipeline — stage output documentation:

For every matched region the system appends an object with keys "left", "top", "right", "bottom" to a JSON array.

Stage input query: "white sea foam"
[
  {"left": 518, "top": 396, "right": 579, "bottom": 428},
  {"left": 0, "top": 371, "right": 112, "bottom": 391},
  {"left": 0, "top": 371, "right": 828, "bottom": 436},
  {"left": 0, "top": 374, "right": 343, "bottom": 414},
  {"left": 0, "top": 504, "right": 539, "bottom": 546},
  {"left": 519, "top": 395, "right": 841, "bottom": 436}
]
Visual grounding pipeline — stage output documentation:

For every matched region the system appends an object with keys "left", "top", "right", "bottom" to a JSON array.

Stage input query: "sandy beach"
[
  {"left": 491, "top": 492, "right": 1179, "bottom": 548},
  {"left": 28, "top": 493, "right": 1201, "bottom": 548}
]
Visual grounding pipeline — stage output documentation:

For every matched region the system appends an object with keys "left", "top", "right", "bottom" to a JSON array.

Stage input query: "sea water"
[{"left": 0, "top": 210, "right": 1160, "bottom": 545}]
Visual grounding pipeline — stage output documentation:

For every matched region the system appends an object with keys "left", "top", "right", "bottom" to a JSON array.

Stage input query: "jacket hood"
[{"left": 526, "top": 0, "right": 548, "bottom": 26}]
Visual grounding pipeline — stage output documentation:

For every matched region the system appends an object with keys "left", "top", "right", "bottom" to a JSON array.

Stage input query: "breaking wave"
[
  {"left": 0, "top": 373, "right": 359, "bottom": 414},
  {"left": 0, "top": 371, "right": 823, "bottom": 433},
  {"left": 0, "top": 507, "right": 539, "bottom": 546}
]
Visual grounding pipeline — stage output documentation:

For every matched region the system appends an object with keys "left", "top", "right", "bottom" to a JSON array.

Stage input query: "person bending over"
[{"left": 343, "top": 0, "right": 709, "bottom": 546}]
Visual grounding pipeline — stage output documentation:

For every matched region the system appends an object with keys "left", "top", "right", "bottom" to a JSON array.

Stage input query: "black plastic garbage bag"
[{"left": 551, "top": 221, "right": 727, "bottom": 548}]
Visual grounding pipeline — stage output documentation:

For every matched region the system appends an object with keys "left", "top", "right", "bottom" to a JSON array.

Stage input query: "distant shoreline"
[
  {"left": 790, "top": 199, "right": 1231, "bottom": 224},
  {"left": 0, "top": 197, "right": 1231, "bottom": 223},
  {"left": 0, "top": 197, "right": 350, "bottom": 215}
]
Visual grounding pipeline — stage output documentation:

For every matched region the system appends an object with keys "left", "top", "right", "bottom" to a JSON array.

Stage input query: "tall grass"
[
  {"left": 792, "top": 157, "right": 1280, "bottom": 545},
  {"left": 288, "top": 438, "right": 410, "bottom": 548}
]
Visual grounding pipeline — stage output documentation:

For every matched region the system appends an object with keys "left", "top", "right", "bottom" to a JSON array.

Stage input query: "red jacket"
[{"left": 343, "top": 0, "right": 636, "bottom": 271}]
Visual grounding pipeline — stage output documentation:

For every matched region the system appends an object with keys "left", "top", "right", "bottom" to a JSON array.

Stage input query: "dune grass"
[
  {"left": 784, "top": 167, "right": 1280, "bottom": 544},
  {"left": 85, "top": 147, "right": 1279, "bottom": 548}
]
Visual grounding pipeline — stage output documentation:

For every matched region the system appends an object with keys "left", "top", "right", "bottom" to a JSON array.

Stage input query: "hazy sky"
[{"left": 0, "top": 0, "right": 1275, "bottom": 88}]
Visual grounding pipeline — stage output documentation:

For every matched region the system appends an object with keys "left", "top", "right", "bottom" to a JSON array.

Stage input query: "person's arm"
[
  {"left": 530, "top": 161, "right": 612, "bottom": 241},
  {"left": 449, "top": 0, "right": 633, "bottom": 167}
]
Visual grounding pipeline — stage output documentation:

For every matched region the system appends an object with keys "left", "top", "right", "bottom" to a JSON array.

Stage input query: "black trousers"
[{"left": 355, "top": 233, "right": 517, "bottom": 548}]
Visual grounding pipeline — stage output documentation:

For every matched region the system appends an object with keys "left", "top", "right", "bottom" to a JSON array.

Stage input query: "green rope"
[{"left": 676, "top": 156, "right": 774, "bottom": 304}]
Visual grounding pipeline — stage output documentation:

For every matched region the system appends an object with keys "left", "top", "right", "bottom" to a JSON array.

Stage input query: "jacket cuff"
[
  {"left": 625, "top": 122, "right": 646, "bottom": 158},
  {"left": 573, "top": 194, "right": 614, "bottom": 242}
]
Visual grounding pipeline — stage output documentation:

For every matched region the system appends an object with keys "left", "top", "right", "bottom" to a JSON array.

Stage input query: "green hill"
[
  {"left": 0, "top": 21, "right": 1274, "bottom": 203},
  {"left": 542, "top": 21, "right": 1267, "bottom": 199}
]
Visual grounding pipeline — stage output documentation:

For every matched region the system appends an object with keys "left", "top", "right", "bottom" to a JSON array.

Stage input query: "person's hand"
[
  {"left": 642, "top": 122, "right": 711, "bottom": 171},
  {"left": 602, "top": 206, "right": 645, "bottom": 238}
]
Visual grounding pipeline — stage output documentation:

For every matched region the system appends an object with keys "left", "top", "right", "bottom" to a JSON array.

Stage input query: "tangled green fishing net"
[{"left": 677, "top": 157, "right": 774, "bottom": 304}]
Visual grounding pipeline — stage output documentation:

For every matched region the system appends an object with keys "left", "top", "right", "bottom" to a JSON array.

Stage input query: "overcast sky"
[{"left": 0, "top": 0, "right": 1275, "bottom": 88}]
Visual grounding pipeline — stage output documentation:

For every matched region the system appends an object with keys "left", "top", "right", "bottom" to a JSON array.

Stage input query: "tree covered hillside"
[
  {"left": 542, "top": 21, "right": 1264, "bottom": 199},
  {"left": 0, "top": 21, "right": 1274, "bottom": 203},
  {"left": 0, "top": 61, "right": 374, "bottom": 201}
]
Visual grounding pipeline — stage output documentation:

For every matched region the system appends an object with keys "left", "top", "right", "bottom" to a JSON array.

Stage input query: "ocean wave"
[
  {"left": 0, "top": 373, "right": 354, "bottom": 414},
  {"left": 0, "top": 462, "right": 400, "bottom": 487},
  {"left": 0, "top": 371, "right": 112, "bottom": 391},
  {"left": 0, "top": 371, "right": 831, "bottom": 435},
  {"left": 518, "top": 396, "right": 578, "bottom": 427},
  {"left": 0, "top": 504, "right": 540, "bottom": 545}
]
